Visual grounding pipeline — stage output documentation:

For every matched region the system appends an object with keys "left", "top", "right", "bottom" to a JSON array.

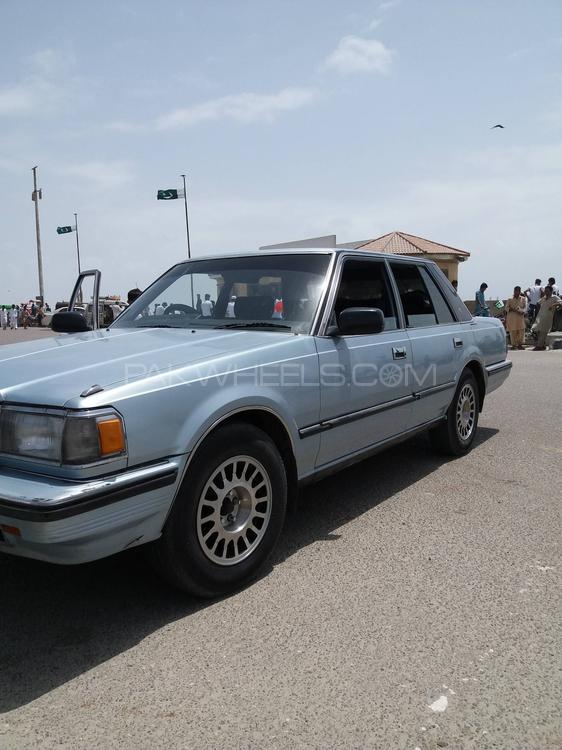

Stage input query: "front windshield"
[{"left": 113, "top": 253, "right": 332, "bottom": 334}]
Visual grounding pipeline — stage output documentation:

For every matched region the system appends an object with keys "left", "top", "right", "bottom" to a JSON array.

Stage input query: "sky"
[{"left": 1, "top": 0, "right": 562, "bottom": 305}]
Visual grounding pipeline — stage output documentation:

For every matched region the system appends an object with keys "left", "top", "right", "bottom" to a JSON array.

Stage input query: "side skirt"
[{"left": 298, "top": 416, "right": 446, "bottom": 488}]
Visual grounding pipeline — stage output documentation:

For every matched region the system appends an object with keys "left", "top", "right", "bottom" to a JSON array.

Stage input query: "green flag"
[
  {"left": 57, "top": 226, "right": 73, "bottom": 234},
  {"left": 157, "top": 189, "right": 179, "bottom": 200}
]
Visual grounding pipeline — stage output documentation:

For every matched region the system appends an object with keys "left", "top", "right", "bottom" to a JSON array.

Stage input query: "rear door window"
[
  {"left": 418, "top": 267, "right": 455, "bottom": 324},
  {"left": 390, "top": 263, "right": 438, "bottom": 328}
]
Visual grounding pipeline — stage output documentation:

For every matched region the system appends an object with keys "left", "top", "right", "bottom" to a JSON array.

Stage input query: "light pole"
[
  {"left": 74, "top": 212, "right": 82, "bottom": 273},
  {"left": 31, "top": 166, "right": 45, "bottom": 303}
]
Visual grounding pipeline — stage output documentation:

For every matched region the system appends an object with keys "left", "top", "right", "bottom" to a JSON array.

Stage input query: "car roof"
[{"left": 172, "top": 248, "right": 438, "bottom": 266}]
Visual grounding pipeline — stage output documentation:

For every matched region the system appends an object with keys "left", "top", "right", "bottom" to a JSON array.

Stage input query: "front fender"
[{"left": 87, "top": 338, "right": 321, "bottom": 479}]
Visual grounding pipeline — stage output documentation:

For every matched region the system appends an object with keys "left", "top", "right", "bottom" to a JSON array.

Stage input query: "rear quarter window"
[{"left": 427, "top": 265, "right": 473, "bottom": 322}]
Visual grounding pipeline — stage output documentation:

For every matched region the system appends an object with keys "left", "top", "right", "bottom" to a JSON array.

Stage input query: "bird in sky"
[{"left": 490, "top": 124, "right": 505, "bottom": 129}]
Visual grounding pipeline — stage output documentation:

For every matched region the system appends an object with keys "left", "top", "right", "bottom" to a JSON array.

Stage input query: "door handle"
[
  {"left": 392, "top": 347, "right": 407, "bottom": 359},
  {"left": 453, "top": 337, "right": 463, "bottom": 348}
]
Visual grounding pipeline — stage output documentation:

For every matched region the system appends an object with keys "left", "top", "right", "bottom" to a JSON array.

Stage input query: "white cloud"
[
  {"left": 541, "top": 105, "right": 562, "bottom": 131},
  {"left": 367, "top": 19, "right": 382, "bottom": 31},
  {"left": 54, "top": 161, "right": 135, "bottom": 189},
  {"left": 323, "top": 36, "right": 394, "bottom": 75},
  {"left": 107, "top": 119, "right": 146, "bottom": 133},
  {"left": 379, "top": 0, "right": 401, "bottom": 10},
  {"left": 155, "top": 87, "right": 319, "bottom": 130},
  {"left": 0, "top": 48, "right": 74, "bottom": 117},
  {"left": 0, "top": 86, "right": 36, "bottom": 116},
  {"left": 30, "top": 48, "right": 73, "bottom": 77}
]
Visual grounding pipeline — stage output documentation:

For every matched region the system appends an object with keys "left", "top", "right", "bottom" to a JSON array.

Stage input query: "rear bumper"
[
  {"left": 486, "top": 360, "right": 512, "bottom": 394},
  {"left": 0, "top": 459, "right": 182, "bottom": 564}
]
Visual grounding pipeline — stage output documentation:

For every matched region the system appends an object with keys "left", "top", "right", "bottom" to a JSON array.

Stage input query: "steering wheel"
[{"left": 163, "top": 304, "right": 196, "bottom": 316}]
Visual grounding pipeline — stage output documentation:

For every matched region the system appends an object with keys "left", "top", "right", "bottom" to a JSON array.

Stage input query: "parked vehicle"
[
  {"left": 45, "top": 288, "right": 125, "bottom": 329},
  {"left": 0, "top": 250, "right": 511, "bottom": 596}
]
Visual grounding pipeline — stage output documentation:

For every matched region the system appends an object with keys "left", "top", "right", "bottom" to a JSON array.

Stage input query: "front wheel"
[
  {"left": 429, "top": 371, "right": 480, "bottom": 456},
  {"left": 150, "top": 423, "right": 287, "bottom": 597}
]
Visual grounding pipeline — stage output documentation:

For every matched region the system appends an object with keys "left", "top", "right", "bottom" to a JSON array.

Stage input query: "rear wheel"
[
  {"left": 429, "top": 370, "right": 480, "bottom": 456},
  {"left": 150, "top": 423, "right": 287, "bottom": 597}
]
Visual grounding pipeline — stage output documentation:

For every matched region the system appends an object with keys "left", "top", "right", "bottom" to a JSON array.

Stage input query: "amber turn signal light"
[
  {"left": 97, "top": 418, "right": 125, "bottom": 456},
  {"left": 1, "top": 524, "right": 21, "bottom": 537}
]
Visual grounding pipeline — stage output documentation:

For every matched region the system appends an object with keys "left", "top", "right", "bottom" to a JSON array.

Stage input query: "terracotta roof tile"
[{"left": 345, "top": 231, "right": 470, "bottom": 257}]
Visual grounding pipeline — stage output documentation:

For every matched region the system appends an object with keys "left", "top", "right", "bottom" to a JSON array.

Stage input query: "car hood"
[{"left": 0, "top": 327, "right": 294, "bottom": 407}]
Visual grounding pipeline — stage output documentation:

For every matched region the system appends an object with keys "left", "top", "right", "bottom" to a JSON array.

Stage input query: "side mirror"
[
  {"left": 51, "top": 310, "right": 91, "bottom": 333},
  {"left": 336, "top": 307, "right": 385, "bottom": 335}
]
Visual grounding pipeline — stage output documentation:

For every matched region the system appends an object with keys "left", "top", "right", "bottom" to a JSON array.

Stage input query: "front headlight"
[{"left": 0, "top": 407, "right": 126, "bottom": 465}]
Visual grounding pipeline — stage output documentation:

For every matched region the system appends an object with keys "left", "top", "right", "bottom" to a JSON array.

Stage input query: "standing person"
[
  {"left": 525, "top": 279, "right": 543, "bottom": 323},
  {"left": 505, "top": 286, "right": 527, "bottom": 350},
  {"left": 0, "top": 306, "right": 7, "bottom": 330},
  {"left": 195, "top": 293, "right": 202, "bottom": 315},
  {"left": 110, "top": 302, "right": 122, "bottom": 322},
  {"left": 127, "top": 288, "right": 143, "bottom": 305},
  {"left": 226, "top": 295, "right": 236, "bottom": 318},
  {"left": 451, "top": 280, "right": 458, "bottom": 292},
  {"left": 532, "top": 285, "right": 561, "bottom": 350},
  {"left": 548, "top": 277, "right": 559, "bottom": 295},
  {"left": 474, "top": 283, "right": 490, "bottom": 317},
  {"left": 9, "top": 304, "right": 18, "bottom": 330},
  {"left": 200, "top": 293, "right": 214, "bottom": 317}
]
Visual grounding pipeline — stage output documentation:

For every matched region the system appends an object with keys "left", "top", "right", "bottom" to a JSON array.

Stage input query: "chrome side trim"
[
  {"left": 486, "top": 360, "right": 512, "bottom": 376},
  {"left": 414, "top": 381, "right": 456, "bottom": 399},
  {"left": 299, "top": 380, "right": 457, "bottom": 438},
  {"left": 299, "top": 393, "right": 415, "bottom": 438}
]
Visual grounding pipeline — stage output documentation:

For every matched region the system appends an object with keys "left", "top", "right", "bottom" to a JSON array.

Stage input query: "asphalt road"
[
  {"left": 0, "top": 327, "right": 55, "bottom": 345},
  {"left": 0, "top": 346, "right": 561, "bottom": 750}
]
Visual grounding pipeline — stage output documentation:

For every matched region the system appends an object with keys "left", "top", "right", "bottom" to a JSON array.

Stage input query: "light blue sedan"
[{"left": 0, "top": 250, "right": 511, "bottom": 596}]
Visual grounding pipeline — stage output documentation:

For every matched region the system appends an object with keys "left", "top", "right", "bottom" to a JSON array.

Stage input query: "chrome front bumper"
[{"left": 0, "top": 459, "right": 182, "bottom": 564}]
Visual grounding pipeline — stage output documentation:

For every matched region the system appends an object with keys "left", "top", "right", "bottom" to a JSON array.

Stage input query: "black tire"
[
  {"left": 429, "top": 370, "right": 480, "bottom": 456},
  {"left": 150, "top": 423, "right": 287, "bottom": 597}
]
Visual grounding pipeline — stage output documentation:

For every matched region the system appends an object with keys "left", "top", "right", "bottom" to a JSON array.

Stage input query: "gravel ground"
[{"left": 0, "top": 349, "right": 561, "bottom": 749}]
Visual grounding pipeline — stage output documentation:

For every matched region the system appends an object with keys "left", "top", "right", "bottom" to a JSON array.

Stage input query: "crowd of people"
[
  {"left": 0, "top": 301, "right": 51, "bottom": 330},
  {"left": 474, "top": 277, "right": 561, "bottom": 351}
]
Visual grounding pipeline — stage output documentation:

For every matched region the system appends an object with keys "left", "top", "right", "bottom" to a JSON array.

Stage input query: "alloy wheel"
[{"left": 196, "top": 455, "right": 272, "bottom": 566}]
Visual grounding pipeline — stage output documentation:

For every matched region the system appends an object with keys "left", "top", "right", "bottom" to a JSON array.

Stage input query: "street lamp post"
[{"left": 31, "top": 166, "right": 45, "bottom": 303}]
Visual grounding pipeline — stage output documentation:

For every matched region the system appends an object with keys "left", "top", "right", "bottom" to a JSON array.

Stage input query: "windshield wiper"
[{"left": 214, "top": 322, "right": 292, "bottom": 331}]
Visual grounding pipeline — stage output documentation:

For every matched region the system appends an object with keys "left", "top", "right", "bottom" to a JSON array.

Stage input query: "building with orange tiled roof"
[{"left": 261, "top": 231, "right": 470, "bottom": 282}]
